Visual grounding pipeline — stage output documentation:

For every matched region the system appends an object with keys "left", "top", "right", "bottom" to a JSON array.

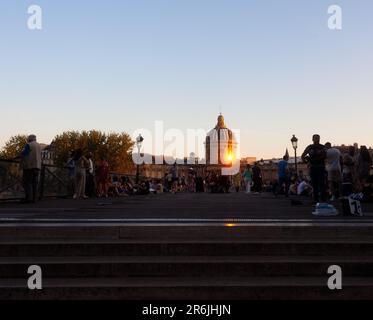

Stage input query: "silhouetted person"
[
  {"left": 276, "top": 154, "right": 290, "bottom": 196},
  {"left": 19, "top": 135, "right": 42, "bottom": 203},
  {"left": 301, "top": 134, "right": 327, "bottom": 203},
  {"left": 251, "top": 162, "right": 262, "bottom": 193},
  {"left": 357, "top": 145, "right": 372, "bottom": 192}
]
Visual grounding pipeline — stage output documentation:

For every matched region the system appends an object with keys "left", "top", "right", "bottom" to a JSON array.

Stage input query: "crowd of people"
[
  {"left": 273, "top": 134, "right": 373, "bottom": 203},
  {"left": 15, "top": 134, "right": 373, "bottom": 203},
  {"left": 64, "top": 156, "right": 267, "bottom": 199},
  {"left": 67, "top": 150, "right": 126, "bottom": 199},
  {"left": 147, "top": 162, "right": 267, "bottom": 195}
]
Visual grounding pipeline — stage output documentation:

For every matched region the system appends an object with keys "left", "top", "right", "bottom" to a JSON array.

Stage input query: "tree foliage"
[
  {"left": 52, "top": 130, "right": 135, "bottom": 172},
  {"left": 1, "top": 131, "right": 135, "bottom": 173},
  {"left": 0, "top": 135, "right": 28, "bottom": 159}
]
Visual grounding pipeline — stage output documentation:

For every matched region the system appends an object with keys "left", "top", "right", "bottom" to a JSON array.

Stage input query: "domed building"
[{"left": 205, "top": 114, "right": 237, "bottom": 165}]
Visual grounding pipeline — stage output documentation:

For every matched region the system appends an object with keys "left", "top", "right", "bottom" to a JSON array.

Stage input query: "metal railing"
[
  {"left": 0, "top": 159, "right": 142, "bottom": 201},
  {"left": 0, "top": 159, "right": 71, "bottom": 201}
]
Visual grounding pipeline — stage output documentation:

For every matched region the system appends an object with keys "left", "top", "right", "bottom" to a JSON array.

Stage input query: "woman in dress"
[
  {"left": 73, "top": 149, "right": 90, "bottom": 199},
  {"left": 96, "top": 158, "right": 110, "bottom": 198}
]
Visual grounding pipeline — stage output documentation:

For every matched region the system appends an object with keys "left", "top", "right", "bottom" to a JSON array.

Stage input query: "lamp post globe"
[
  {"left": 136, "top": 134, "right": 144, "bottom": 151},
  {"left": 291, "top": 135, "right": 298, "bottom": 178},
  {"left": 136, "top": 134, "right": 144, "bottom": 183},
  {"left": 291, "top": 135, "right": 298, "bottom": 150}
]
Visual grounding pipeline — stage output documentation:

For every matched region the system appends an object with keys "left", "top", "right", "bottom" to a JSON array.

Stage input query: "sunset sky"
[{"left": 1, "top": 0, "right": 372, "bottom": 159}]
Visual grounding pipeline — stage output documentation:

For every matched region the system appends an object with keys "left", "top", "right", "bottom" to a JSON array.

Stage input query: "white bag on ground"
[{"left": 312, "top": 203, "right": 339, "bottom": 216}]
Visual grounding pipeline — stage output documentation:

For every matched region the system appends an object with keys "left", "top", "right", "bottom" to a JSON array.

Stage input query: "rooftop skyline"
[{"left": 1, "top": 0, "right": 372, "bottom": 159}]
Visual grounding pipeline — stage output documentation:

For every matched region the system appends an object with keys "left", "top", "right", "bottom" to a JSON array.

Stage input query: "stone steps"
[
  {"left": 1, "top": 224, "right": 373, "bottom": 242},
  {"left": 0, "top": 223, "right": 373, "bottom": 299},
  {"left": 3, "top": 255, "right": 373, "bottom": 264},
  {"left": 2, "top": 276, "right": 373, "bottom": 288},
  {"left": 0, "top": 256, "right": 372, "bottom": 278},
  {"left": 1, "top": 242, "right": 373, "bottom": 257},
  {"left": 1, "top": 277, "right": 373, "bottom": 300}
]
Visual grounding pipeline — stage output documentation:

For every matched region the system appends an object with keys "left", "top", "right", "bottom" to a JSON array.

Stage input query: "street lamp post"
[
  {"left": 291, "top": 135, "right": 298, "bottom": 178},
  {"left": 135, "top": 134, "right": 144, "bottom": 184}
]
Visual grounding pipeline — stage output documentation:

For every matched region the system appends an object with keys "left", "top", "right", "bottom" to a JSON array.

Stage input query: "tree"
[
  {"left": 0, "top": 135, "right": 28, "bottom": 159},
  {"left": 52, "top": 130, "right": 135, "bottom": 172}
]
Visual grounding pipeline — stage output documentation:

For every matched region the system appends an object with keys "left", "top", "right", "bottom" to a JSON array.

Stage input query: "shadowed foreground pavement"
[
  {"left": 0, "top": 192, "right": 373, "bottom": 222},
  {"left": 1, "top": 193, "right": 373, "bottom": 299}
]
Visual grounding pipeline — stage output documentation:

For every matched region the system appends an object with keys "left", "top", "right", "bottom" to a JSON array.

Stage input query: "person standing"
[
  {"left": 342, "top": 146, "right": 357, "bottom": 195},
  {"left": 357, "top": 146, "right": 372, "bottom": 192},
  {"left": 301, "top": 134, "right": 327, "bottom": 203},
  {"left": 242, "top": 164, "right": 253, "bottom": 194},
  {"left": 251, "top": 162, "right": 262, "bottom": 193},
  {"left": 325, "top": 142, "right": 342, "bottom": 201},
  {"left": 73, "top": 149, "right": 90, "bottom": 199},
  {"left": 85, "top": 152, "right": 95, "bottom": 198},
  {"left": 170, "top": 163, "right": 179, "bottom": 193},
  {"left": 276, "top": 155, "right": 290, "bottom": 196},
  {"left": 18, "top": 135, "right": 42, "bottom": 203},
  {"left": 96, "top": 158, "right": 110, "bottom": 198},
  {"left": 233, "top": 171, "right": 242, "bottom": 192}
]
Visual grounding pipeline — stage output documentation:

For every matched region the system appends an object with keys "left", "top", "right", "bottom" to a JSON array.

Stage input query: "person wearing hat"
[{"left": 19, "top": 134, "right": 42, "bottom": 203}]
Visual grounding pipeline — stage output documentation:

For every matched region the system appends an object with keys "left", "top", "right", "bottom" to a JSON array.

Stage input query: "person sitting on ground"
[
  {"left": 121, "top": 176, "right": 134, "bottom": 195},
  {"left": 149, "top": 179, "right": 159, "bottom": 194},
  {"left": 135, "top": 180, "right": 150, "bottom": 195},
  {"left": 107, "top": 176, "right": 121, "bottom": 197},
  {"left": 216, "top": 174, "right": 230, "bottom": 193},
  {"left": 155, "top": 179, "right": 163, "bottom": 193},
  {"left": 297, "top": 178, "right": 313, "bottom": 197},
  {"left": 288, "top": 177, "right": 298, "bottom": 196}
]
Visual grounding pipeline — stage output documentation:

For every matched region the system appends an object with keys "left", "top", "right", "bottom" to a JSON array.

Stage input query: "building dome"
[{"left": 205, "top": 114, "right": 237, "bottom": 165}]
